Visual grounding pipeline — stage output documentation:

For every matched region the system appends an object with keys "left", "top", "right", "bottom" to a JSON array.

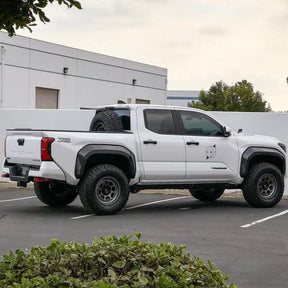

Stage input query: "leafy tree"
[
  {"left": 0, "top": 0, "right": 82, "bottom": 36},
  {"left": 189, "top": 80, "right": 272, "bottom": 112}
]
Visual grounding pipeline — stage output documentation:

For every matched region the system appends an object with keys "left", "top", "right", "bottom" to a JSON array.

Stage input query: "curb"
[
  {"left": 0, "top": 182, "right": 33, "bottom": 189},
  {"left": 1, "top": 182, "right": 286, "bottom": 199}
]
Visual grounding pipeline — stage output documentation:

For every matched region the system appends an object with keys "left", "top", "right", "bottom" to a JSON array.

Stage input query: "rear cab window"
[{"left": 144, "top": 109, "right": 176, "bottom": 134}]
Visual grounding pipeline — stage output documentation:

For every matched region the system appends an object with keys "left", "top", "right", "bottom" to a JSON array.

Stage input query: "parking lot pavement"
[{"left": 1, "top": 187, "right": 288, "bottom": 287}]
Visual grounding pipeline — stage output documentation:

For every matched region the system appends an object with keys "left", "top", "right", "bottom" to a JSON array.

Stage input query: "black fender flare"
[
  {"left": 75, "top": 144, "right": 136, "bottom": 179},
  {"left": 240, "top": 147, "right": 286, "bottom": 178}
]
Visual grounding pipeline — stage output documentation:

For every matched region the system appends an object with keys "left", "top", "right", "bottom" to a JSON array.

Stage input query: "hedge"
[{"left": 0, "top": 233, "right": 236, "bottom": 287}]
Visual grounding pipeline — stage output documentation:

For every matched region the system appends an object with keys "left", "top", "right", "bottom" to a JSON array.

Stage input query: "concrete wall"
[
  {"left": 1, "top": 109, "right": 287, "bottom": 194},
  {"left": 0, "top": 32, "right": 167, "bottom": 108}
]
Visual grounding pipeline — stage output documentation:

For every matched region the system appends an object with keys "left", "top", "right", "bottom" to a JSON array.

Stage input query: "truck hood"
[{"left": 234, "top": 132, "right": 284, "bottom": 152}]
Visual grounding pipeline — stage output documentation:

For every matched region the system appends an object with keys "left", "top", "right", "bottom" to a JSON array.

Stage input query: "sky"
[{"left": 16, "top": 0, "right": 288, "bottom": 111}]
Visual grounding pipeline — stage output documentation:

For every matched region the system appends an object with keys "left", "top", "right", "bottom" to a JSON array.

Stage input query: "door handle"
[
  {"left": 143, "top": 140, "right": 157, "bottom": 144},
  {"left": 186, "top": 141, "right": 199, "bottom": 145}
]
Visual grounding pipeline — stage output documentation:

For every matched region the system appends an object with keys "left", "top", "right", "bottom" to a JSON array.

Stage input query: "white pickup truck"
[{"left": 2, "top": 104, "right": 286, "bottom": 215}]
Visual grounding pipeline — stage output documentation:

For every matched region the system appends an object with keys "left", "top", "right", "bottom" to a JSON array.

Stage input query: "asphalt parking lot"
[{"left": 0, "top": 187, "right": 288, "bottom": 287}]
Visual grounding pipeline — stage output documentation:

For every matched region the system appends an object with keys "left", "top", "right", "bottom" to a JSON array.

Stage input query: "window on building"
[
  {"left": 35, "top": 87, "right": 59, "bottom": 109},
  {"left": 136, "top": 99, "right": 150, "bottom": 104}
]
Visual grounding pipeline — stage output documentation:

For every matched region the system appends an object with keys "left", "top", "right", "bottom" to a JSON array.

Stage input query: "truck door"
[
  {"left": 137, "top": 107, "right": 186, "bottom": 181},
  {"left": 176, "top": 109, "right": 239, "bottom": 182}
]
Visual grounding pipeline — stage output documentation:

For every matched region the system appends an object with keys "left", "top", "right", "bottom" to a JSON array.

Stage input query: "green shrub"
[{"left": 0, "top": 233, "right": 236, "bottom": 287}]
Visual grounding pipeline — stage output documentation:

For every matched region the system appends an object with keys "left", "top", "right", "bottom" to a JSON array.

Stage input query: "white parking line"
[
  {"left": 241, "top": 209, "right": 288, "bottom": 228},
  {"left": 70, "top": 196, "right": 190, "bottom": 220},
  {"left": 70, "top": 214, "right": 94, "bottom": 220},
  {"left": 125, "top": 196, "right": 190, "bottom": 210},
  {"left": 0, "top": 196, "right": 37, "bottom": 203}
]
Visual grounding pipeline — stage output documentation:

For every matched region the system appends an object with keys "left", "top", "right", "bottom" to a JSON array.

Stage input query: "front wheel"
[
  {"left": 189, "top": 188, "right": 225, "bottom": 201},
  {"left": 79, "top": 164, "right": 130, "bottom": 215},
  {"left": 34, "top": 182, "right": 78, "bottom": 207},
  {"left": 242, "top": 163, "right": 284, "bottom": 208}
]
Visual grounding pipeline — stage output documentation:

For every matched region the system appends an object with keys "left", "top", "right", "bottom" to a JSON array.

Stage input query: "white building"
[
  {"left": 166, "top": 90, "right": 200, "bottom": 107},
  {"left": 0, "top": 32, "right": 167, "bottom": 109}
]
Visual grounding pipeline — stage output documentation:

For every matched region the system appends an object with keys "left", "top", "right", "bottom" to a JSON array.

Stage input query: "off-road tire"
[
  {"left": 79, "top": 164, "right": 129, "bottom": 215},
  {"left": 189, "top": 188, "right": 225, "bottom": 201},
  {"left": 34, "top": 182, "right": 78, "bottom": 207},
  {"left": 242, "top": 163, "right": 284, "bottom": 208},
  {"left": 89, "top": 110, "right": 123, "bottom": 131}
]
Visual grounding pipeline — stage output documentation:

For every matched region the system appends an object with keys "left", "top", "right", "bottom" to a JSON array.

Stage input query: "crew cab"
[{"left": 2, "top": 104, "right": 286, "bottom": 214}]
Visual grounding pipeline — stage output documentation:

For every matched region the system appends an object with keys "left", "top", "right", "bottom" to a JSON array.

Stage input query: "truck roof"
[{"left": 96, "top": 103, "right": 202, "bottom": 112}]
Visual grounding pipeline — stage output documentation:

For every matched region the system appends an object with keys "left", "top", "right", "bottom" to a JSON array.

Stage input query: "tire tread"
[
  {"left": 242, "top": 163, "right": 284, "bottom": 208},
  {"left": 89, "top": 110, "right": 123, "bottom": 132},
  {"left": 79, "top": 164, "right": 129, "bottom": 215}
]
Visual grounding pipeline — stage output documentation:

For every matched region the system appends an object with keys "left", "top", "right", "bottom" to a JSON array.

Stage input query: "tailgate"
[{"left": 6, "top": 132, "right": 42, "bottom": 166}]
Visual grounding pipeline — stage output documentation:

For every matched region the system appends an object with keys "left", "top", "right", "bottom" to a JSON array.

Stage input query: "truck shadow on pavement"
[
  {"left": 123, "top": 198, "right": 251, "bottom": 215},
  {"left": 2, "top": 196, "right": 284, "bottom": 218}
]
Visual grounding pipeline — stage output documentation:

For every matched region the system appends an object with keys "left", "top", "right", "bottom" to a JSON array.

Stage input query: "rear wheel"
[
  {"left": 189, "top": 188, "right": 225, "bottom": 201},
  {"left": 242, "top": 163, "right": 284, "bottom": 208},
  {"left": 79, "top": 164, "right": 129, "bottom": 215},
  {"left": 34, "top": 182, "right": 77, "bottom": 207}
]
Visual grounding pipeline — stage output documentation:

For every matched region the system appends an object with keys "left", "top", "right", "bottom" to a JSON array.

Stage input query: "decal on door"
[{"left": 206, "top": 145, "right": 216, "bottom": 159}]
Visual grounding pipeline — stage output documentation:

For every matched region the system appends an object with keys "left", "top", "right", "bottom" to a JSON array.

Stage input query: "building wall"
[
  {"left": 0, "top": 32, "right": 167, "bottom": 109},
  {"left": 166, "top": 90, "right": 200, "bottom": 107}
]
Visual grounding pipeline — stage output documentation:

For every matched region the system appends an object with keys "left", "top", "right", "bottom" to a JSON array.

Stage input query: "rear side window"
[
  {"left": 144, "top": 109, "right": 176, "bottom": 134},
  {"left": 113, "top": 109, "right": 130, "bottom": 130}
]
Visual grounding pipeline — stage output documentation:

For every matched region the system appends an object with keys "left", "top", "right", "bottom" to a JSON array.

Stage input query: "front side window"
[
  {"left": 144, "top": 109, "right": 176, "bottom": 134},
  {"left": 179, "top": 111, "right": 223, "bottom": 136}
]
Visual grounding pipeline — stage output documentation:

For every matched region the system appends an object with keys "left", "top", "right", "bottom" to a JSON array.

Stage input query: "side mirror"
[{"left": 223, "top": 126, "right": 231, "bottom": 137}]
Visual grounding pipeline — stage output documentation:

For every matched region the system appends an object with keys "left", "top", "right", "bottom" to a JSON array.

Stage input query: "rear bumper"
[{"left": 2, "top": 160, "right": 65, "bottom": 184}]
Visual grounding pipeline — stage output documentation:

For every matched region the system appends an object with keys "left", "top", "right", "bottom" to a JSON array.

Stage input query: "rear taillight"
[
  {"left": 41, "top": 138, "right": 54, "bottom": 161},
  {"left": 34, "top": 177, "right": 50, "bottom": 182}
]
